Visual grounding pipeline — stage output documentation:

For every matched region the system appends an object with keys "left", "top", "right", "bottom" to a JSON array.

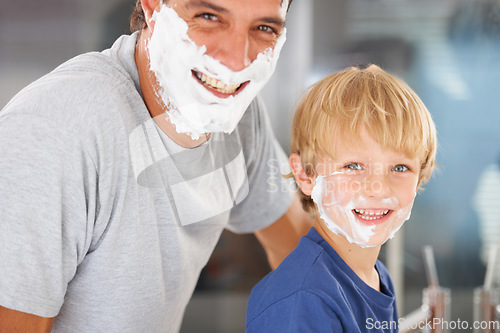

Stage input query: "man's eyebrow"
[
  {"left": 260, "top": 17, "right": 286, "bottom": 29},
  {"left": 185, "top": 0, "right": 229, "bottom": 14},
  {"left": 184, "top": 0, "right": 285, "bottom": 28}
]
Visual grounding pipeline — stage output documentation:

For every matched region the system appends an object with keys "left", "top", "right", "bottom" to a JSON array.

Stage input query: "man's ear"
[
  {"left": 141, "top": 0, "right": 162, "bottom": 26},
  {"left": 289, "top": 153, "right": 315, "bottom": 196}
]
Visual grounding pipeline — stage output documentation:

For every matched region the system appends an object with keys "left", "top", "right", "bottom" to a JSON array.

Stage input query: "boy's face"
[{"left": 311, "top": 128, "right": 421, "bottom": 247}]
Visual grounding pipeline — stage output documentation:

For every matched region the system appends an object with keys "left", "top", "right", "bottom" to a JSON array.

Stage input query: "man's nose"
[{"left": 211, "top": 29, "right": 253, "bottom": 72}]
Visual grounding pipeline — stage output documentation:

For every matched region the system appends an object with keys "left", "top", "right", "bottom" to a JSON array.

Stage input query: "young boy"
[{"left": 246, "top": 64, "right": 437, "bottom": 332}]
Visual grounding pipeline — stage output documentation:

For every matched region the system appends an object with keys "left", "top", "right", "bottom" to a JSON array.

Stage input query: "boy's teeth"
[
  {"left": 354, "top": 209, "right": 389, "bottom": 221},
  {"left": 196, "top": 72, "right": 241, "bottom": 94}
]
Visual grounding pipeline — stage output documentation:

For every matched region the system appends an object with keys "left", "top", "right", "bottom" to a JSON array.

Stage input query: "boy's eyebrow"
[{"left": 184, "top": 0, "right": 286, "bottom": 28}]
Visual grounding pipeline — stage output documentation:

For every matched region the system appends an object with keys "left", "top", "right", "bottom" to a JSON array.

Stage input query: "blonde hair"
[{"left": 290, "top": 64, "right": 437, "bottom": 215}]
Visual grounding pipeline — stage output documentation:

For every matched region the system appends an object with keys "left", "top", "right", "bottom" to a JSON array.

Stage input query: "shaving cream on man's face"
[
  {"left": 147, "top": 5, "right": 287, "bottom": 140},
  {"left": 311, "top": 173, "right": 415, "bottom": 248}
]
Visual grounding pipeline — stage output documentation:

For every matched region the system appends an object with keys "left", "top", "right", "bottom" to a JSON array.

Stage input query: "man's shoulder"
[
  {"left": 3, "top": 50, "right": 139, "bottom": 126},
  {"left": 0, "top": 49, "right": 143, "bottom": 163},
  {"left": 46, "top": 51, "right": 135, "bottom": 99}
]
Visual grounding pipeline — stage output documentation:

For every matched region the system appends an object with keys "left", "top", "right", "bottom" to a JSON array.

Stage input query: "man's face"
[
  {"left": 168, "top": 0, "right": 286, "bottom": 71},
  {"left": 146, "top": 0, "right": 288, "bottom": 139},
  {"left": 311, "top": 128, "right": 421, "bottom": 247}
]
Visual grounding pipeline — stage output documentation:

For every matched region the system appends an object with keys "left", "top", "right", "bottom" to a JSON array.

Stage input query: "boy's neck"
[{"left": 314, "top": 221, "right": 382, "bottom": 292}]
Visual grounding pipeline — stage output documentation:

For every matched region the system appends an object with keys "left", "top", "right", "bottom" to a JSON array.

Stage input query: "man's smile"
[{"left": 192, "top": 70, "right": 248, "bottom": 96}]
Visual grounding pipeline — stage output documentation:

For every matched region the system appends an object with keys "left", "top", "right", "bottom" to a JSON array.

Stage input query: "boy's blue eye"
[
  {"left": 393, "top": 165, "right": 408, "bottom": 172},
  {"left": 345, "top": 163, "right": 363, "bottom": 170}
]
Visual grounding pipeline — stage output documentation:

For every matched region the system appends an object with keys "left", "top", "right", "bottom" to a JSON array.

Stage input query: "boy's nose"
[{"left": 361, "top": 173, "right": 391, "bottom": 198}]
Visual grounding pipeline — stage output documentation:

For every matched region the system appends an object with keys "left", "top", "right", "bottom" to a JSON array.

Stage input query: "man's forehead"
[
  {"left": 171, "top": 0, "right": 289, "bottom": 14},
  {"left": 170, "top": 0, "right": 288, "bottom": 6}
]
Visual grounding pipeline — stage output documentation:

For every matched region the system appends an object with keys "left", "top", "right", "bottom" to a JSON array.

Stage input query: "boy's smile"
[
  {"left": 312, "top": 127, "right": 421, "bottom": 247},
  {"left": 353, "top": 209, "right": 391, "bottom": 224}
]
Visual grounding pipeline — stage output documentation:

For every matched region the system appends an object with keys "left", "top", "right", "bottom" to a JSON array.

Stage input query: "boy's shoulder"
[
  {"left": 247, "top": 229, "right": 396, "bottom": 329},
  {"left": 247, "top": 228, "right": 346, "bottom": 316},
  {"left": 246, "top": 230, "right": 397, "bottom": 332}
]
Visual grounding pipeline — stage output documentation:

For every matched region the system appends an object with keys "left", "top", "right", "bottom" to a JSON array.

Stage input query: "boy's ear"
[{"left": 289, "top": 153, "right": 315, "bottom": 196}]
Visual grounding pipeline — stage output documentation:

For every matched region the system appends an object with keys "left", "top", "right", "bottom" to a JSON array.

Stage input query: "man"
[{"left": 0, "top": 0, "right": 312, "bottom": 331}]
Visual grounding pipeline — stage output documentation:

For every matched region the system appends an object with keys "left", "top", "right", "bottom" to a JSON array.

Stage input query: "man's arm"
[
  {"left": 0, "top": 306, "right": 54, "bottom": 333},
  {"left": 254, "top": 192, "right": 314, "bottom": 269}
]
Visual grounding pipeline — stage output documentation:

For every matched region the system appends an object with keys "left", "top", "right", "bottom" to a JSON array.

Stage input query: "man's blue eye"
[
  {"left": 257, "top": 25, "right": 276, "bottom": 34},
  {"left": 393, "top": 165, "right": 408, "bottom": 172},
  {"left": 199, "top": 13, "right": 218, "bottom": 21}
]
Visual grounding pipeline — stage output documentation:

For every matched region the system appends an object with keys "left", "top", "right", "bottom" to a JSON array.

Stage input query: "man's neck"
[
  {"left": 314, "top": 220, "right": 381, "bottom": 291},
  {"left": 134, "top": 31, "right": 209, "bottom": 149}
]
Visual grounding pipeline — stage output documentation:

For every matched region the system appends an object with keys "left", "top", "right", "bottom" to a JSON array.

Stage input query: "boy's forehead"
[
  {"left": 322, "top": 127, "right": 372, "bottom": 158},
  {"left": 338, "top": 125, "right": 418, "bottom": 157}
]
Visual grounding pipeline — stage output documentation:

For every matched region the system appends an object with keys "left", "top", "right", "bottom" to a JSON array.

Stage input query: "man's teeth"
[
  {"left": 354, "top": 209, "right": 390, "bottom": 221},
  {"left": 195, "top": 72, "right": 241, "bottom": 94}
]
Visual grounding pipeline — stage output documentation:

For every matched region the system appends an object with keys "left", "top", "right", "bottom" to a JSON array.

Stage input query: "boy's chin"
[
  {"left": 336, "top": 226, "right": 393, "bottom": 248},
  {"left": 352, "top": 231, "right": 394, "bottom": 248}
]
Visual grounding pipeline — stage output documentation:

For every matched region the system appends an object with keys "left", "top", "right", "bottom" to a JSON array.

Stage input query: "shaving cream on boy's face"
[
  {"left": 146, "top": 5, "right": 287, "bottom": 140},
  {"left": 311, "top": 172, "right": 416, "bottom": 248}
]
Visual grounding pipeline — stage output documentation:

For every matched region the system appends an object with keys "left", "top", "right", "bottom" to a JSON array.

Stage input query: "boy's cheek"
[
  {"left": 322, "top": 191, "right": 351, "bottom": 208},
  {"left": 402, "top": 192, "right": 418, "bottom": 209},
  {"left": 321, "top": 179, "right": 358, "bottom": 206},
  {"left": 395, "top": 180, "right": 419, "bottom": 208},
  {"left": 322, "top": 204, "right": 354, "bottom": 232}
]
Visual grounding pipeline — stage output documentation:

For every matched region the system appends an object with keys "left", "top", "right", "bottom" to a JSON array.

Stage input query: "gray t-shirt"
[{"left": 0, "top": 33, "right": 293, "bottom": 332}]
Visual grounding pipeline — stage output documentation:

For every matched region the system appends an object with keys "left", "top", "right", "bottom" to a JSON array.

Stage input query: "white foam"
[
  {"left": 311, "top": 175, "right": 414, "bottom": 248},
  {"left": 147, "top": 5, "right": 286, "bottom": 140}
]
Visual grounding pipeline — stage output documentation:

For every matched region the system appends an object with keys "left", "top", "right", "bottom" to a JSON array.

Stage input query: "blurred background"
[{"left": 2, "top": 0, "right": 500, "bottom": 331}]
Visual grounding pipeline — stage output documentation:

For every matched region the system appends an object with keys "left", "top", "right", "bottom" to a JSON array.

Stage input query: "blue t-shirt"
[{"left": 246, "top": 228, "right": 398, "bottom": 332}]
